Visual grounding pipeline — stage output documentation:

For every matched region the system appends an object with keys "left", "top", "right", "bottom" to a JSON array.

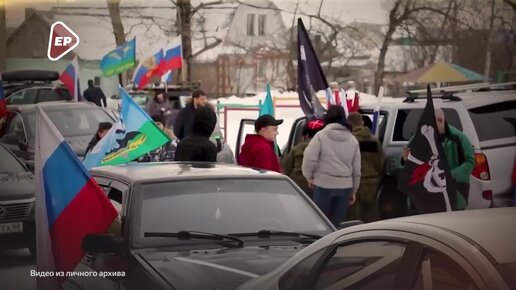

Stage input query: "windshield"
[
  {"left": 0, "top": 146, "right": 26, "bottom": 173},
  {"left": 135, "top": 178, "right": 331, "bottom": 247},
  {"left": 26, "top": 108, "right": 114, "bottom": 138}
]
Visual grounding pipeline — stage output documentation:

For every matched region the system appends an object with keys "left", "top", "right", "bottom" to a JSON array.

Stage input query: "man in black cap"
[
  {"left": 237, "top": 114, "right": 283, "bottom": 172},
  {"left": 85, "top": 122, "right": 112, "bottom": 157}
]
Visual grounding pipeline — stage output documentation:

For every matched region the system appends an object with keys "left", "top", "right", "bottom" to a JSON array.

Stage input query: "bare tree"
[
  {"left": 374, "top": 0, "right": 452, "bottom": 94},
  {"left": 0, "top": 0, "right": 6, "bottom": 70},
  {"left": 106, "top": 0, "right": 127, "bottom": 84}
]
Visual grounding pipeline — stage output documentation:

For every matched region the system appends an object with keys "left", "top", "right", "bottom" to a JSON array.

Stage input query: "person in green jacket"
[
  {"left": 347, "top": 112, "right": 385, "bottom": 222},
  {"left": 282, "top": 119, "right": 325, "bottom": 198},
  {"left": 403, "top": 109, "right": 475, "bottom": 210}
]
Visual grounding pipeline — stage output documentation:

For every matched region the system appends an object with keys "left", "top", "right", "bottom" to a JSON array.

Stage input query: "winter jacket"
[
  {"left": 146, "top": 98, "right": 173, "bottom": 117},
  {"left": 83, "top": 86, "right": 107, "bottom": 107},
  {"left": 352, "top": 126, "right": 384, "bottom": 183},
  {"left": 442, "top": 125, "right": 475, "bottom": 184},
  {"left": 84, "top": 134, "right": 101, "bottom": 157},
  {"left": 210, "top": 122, "right": 235, "bottom": 164},
  {"left": 174, "top": 106, "right": 218, "bottom": 162},
  {"left": 173, "top": 103, "right": 195, "bottom": 140},
  {"left": 238, "top": 134, "right": 281, "bottom": 172},
  {"left": 283, "top": 139, "right": 312, "bottom": 195},
  {"left": 302, "top": 123, "right": 361, "bottom": 192}
]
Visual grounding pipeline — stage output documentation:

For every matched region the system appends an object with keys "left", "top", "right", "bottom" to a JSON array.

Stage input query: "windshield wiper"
[
  {"left": 229, "top": 230, "right": 322, "bottom": 240},
  {"left": 144, "top": 231, "right": 244, "bottom": 248}
]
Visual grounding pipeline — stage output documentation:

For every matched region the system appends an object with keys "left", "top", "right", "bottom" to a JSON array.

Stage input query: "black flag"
[
  {"left": 398, "top": 85, "right": 458, "bottom": 213},
  {"left": 297, "top": 18, "right": 327, "bottom": 120}
]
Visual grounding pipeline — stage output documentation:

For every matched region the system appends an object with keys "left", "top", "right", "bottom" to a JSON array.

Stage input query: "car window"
[
  {"left": 37, "top": 88, "right": 71, "bottom": 102},
  {"left": 93, "top": 178, "right": 128, "bottom": 237},
  {"left": 360, "top": 111, "right": 388, "bottom": 143},
  {"left": 26, "top": 108, "right": 114, "bottom": 137},
  {"left": 393, "top": 108, "right": 462, "bottom": 142},
  {"left": 315, "top": 241, "right": 406, "bottom": 290},
  {"left": 468, "top": 100, "right": 516, "bottom": 142},
  {"left": 412, "top": 250, "right": 479, "bottom": 290},
  {"left": 9, "top": 113, "right": 27, "bottom": 143},
  {"left": 137, "top": 178, "right": 331, "bottom": 246},
  {"left": 279, "top": 247, "right": 329, "bottom": 290},
  {"left": 7, "top": 89, "right": 37, "bottom": 105},
  {"left": 0, "top": 145, "right": 26, "bottom": 172}
]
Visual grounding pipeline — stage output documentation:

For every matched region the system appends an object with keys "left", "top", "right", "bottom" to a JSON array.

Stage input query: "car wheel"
[
  {"left": 29, "top": 245, "right": 36, "bottom": 259},
  {"left": 377, "top": 176, "right": 407, "bottom": 220}
]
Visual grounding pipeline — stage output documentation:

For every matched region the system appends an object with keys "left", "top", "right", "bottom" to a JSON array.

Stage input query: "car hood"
[
  {"left": 138, "top": 245, "right": 305, "bottom": 290},
  {"left": 0, "top": 172, "right": 35, "bottom": 201}
]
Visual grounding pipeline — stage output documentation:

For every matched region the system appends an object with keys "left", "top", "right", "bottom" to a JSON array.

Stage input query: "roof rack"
[
  {"left": 408, "top": 81, "right": 516, "bottom": 95},
  {"left": 404, "top": 91, "right": 462, "bottom": 103}
]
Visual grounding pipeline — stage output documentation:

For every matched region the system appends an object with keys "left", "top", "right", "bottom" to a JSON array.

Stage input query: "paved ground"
[{"left": 0, "top": 249, "right": 36, "bottom": 290}]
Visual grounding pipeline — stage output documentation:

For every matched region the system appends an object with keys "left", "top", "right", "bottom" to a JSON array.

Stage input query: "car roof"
[
  {"left": 7, "top": 101, "right": 99, "bottom": 113},
  {"left": 91, "top": 162, "right": 283, "bottom": 183},
  {"left": 347, "top": 208, "right": 516, "bottom": 264},
  {"left": 360, "top": 90, "right": 516, "bottom": 110}
]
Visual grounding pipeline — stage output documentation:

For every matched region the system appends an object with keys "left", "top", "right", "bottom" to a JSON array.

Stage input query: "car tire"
[
  {"left": 29, "top": 245, "right": 36, "bottom": 259},
  {"left": 377, "top": 176, "right": 408, "bottom": 220}
]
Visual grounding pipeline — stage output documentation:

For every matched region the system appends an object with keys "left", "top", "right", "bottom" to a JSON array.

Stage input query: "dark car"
[
  {"left": 0, "top": 143, "right": 35, "bottom": 257},
  {"left": 239, "top": 207, "right": 516, "bottom": 290},
  {"left": 0, "top": 102, "right": 116, "bottom": 169},
  {"left": 2, "top": 70, "right": 72, "bottom": 105},
  {"left": 67, "top": 162, "right": 335, "bottom": 290}
]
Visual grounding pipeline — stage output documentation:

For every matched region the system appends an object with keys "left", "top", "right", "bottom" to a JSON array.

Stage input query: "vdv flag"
[
  {"left": 34, "top": 106, "right": 117, "bottom": 288},
  {"left": 100, "top": 39, "right": 136, "bottom": 77},
  {"left": 0, "top": 72, "right": 6, "bottom": 127},
  {"left": 83, "top": 87, "right": 171, "bottom": 169},
  {"left": 259, "top": 83, "right": 274, "bottom": 116},
  {"left": 132, "top": 48, "right": 164, "bottom": 89},
  {"left": 162, "top": 36, "right": 183, "bottom": 72},
  {"left": 397, "top": 85, "right": 458, "bottom": 213},
  {"left": 59, "top": 57, "right": 81, "bottom": 102},
  {"left": 297, "top": 18, "right": 328, "bottom": 120}
]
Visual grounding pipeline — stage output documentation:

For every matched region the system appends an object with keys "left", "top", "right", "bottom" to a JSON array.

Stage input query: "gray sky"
[{"left": 6, "top": 0, "right": 388, "bottom": 28}]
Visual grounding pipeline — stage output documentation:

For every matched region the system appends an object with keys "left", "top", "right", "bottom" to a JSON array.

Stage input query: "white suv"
[{"left": 278, "top": 86, "right": 516, "bottom": 219}]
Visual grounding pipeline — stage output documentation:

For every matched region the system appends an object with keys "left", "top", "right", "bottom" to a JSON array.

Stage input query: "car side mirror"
[
  {"left": 82, "top": 234, "right": 123, "bottom": 255},
  {"left": 338, "top": 220, "right": 363, "bottom": 230},
  {"left": 2, "top": 133, "right": 19, "bottom": 145},
  {"left": 111, "top": 95, "right": 120, "bottom": 100}
]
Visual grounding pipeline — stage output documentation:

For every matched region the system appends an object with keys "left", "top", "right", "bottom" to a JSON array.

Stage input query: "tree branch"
[{"left": 192, "top": 37, "right": 223, "bottom": 58}]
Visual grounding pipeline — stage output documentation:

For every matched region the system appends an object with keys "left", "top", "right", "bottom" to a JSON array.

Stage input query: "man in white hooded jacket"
[{"left": 302, "top": 105, "right": 361, "bottom": 226}]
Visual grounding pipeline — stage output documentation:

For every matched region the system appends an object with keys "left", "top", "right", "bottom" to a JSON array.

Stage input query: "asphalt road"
[{"left": 0, "top": 249, "right": 36, "bottom": 290}]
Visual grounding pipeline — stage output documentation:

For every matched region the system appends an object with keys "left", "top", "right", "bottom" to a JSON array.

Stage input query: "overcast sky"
[{"left": 6, "top": 0, "right": 388, "bottom": 28}]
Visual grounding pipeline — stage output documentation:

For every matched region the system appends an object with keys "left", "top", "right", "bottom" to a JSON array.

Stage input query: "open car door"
[
  {"left": 283, "top": 116, "right": 307, "bottom": 157},
  {"left": 235, "top": 119, "right": 257, "bottom": 159}
]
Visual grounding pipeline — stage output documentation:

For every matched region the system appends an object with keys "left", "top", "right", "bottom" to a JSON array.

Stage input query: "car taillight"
[
  {"left": 482, "top": 190, "right": 493, "bottom": 201},
  {"left": 472, "top": 153, "right": 490, "bottom": 180}
]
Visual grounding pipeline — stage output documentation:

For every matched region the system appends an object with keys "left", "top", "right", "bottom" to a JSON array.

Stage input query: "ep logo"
[{"left": 47, "top": 21, "right": 80, "bottom": 61}]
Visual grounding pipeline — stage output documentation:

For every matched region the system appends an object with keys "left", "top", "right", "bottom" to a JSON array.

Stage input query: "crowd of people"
[{"left": 84, "top": 87, "right": 516, "bottom": 226}]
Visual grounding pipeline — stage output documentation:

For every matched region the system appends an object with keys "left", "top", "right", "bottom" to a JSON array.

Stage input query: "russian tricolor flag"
[
  {"left": 132, "top": 48, "right": 164, "bottom": 89},
  {"left": 162, "top": 36, "right": 183, "bottom": 72},
  {"left": 59, "top": 57, "right": 81, "bottom": 102},
  {"left": 35, "top": 107, "right": 117, "bottom": 287},
  {"left": 0, "top": 72, "right": 6, "bottom": 126}
]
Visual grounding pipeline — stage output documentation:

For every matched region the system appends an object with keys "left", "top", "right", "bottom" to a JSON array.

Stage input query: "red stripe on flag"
[
  {"left": 59, "top": 73, "right": 75, "bottom": 97},
  {"left": 49, "top": 179, "right": 117, "bottom": 272}
]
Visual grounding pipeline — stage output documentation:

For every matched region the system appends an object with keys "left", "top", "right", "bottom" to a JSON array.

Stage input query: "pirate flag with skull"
[{"left": 398, "top": 85, "right": 458, "bottom": 213}]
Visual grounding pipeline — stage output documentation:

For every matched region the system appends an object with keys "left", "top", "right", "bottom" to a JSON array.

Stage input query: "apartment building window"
[
  {"left": 258, "top": 14, "right": 266, "bottom": 35},
  {"left": 247, "top": 14, "right": 255, "bottom": 36}
]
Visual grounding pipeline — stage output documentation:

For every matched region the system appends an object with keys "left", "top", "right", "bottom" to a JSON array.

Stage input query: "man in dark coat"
[
  {"left": 238, "top": 114, "right": 283, "bottom": 172},
  {"left": 174, "top": 106, "right": 218, "bottom": 162},
  {"left": 83, "top": 79, "right": 107, "bottom": 107},
  {"left": 84, "top": 122, "right": 112, "bottom": 158},
  {"left": 173, "top": 89, "right": 208, "bottom": 140}
]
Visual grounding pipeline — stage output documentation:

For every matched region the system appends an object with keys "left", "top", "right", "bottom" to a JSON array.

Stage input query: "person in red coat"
[{"left": 237, "top": 114, "right": 283, "bottom": 172}]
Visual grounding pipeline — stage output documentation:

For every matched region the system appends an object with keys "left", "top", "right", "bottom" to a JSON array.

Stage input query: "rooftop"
[{"left": 90, "top": 162, "right": 282, "bottom": 183}]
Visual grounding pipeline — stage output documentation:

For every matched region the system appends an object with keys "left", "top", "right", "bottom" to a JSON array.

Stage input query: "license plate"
[{"left": 0, "top": 222, "right": 23, "bottom": 234}]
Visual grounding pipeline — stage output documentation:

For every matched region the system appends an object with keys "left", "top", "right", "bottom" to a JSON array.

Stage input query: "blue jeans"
[{"left": 313, "top": 186, "right": 352, "bottom": 227}]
